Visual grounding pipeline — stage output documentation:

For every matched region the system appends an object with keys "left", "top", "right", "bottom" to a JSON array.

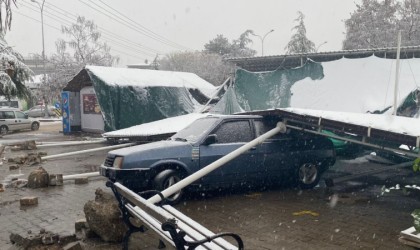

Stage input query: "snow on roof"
[
  {"left": 290, "top": 56, "right": 420, "bottom": 113},
  {"left": 284, "top": 108, "right": 420, "bottom": 137},
  {"left": 85, "top": 65, "right": 217, "bottom": 97},
  {"left": 103, "top": 113, "right": 210, "bottom": 138}
]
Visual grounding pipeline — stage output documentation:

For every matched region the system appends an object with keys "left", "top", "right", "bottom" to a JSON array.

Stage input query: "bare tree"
[{"left": 44, "top": 16, "right": 119, "bottom": 104}]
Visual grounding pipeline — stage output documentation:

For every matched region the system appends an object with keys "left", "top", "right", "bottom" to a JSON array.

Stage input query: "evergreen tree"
[
  {"left": 284, "top": 11, "right": 315, "bottom": 54},
  {"left": 204, "top": 31, "right": 257, "bottom": 57},
  {"left": 0, "top": 0, "right": 33, "bottom": 101}
]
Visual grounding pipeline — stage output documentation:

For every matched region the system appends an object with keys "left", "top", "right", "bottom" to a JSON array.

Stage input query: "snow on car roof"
[{"left": 85, "top": 65, "right": 217, "bottom": 97}]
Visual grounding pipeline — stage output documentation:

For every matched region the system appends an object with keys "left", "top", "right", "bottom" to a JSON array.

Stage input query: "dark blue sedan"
[{"left": 100, "top": 115, "right": 336, "bottom": 204}]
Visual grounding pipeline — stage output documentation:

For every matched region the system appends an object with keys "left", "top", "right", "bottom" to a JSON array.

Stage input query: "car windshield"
[{"left": 171, "top": 117, "right": 219, "bottom": 143}]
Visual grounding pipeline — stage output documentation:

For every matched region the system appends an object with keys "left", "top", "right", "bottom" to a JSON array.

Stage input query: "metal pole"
[
  {"left": 393, "top": 31, "right": 402, "bottom": 115},
  {"left": 41, "top": 142, "right": 135, "bottom": 160},
  {"left": 251, "top": 29, "right": 274, "bottom": 56},
  {"left": 37, "top": 139, "right": 107, "bottom": 148},
  {"left": 147, "top": 122, "right": 287, "bottom": 204},
  {"left": 63, "top": 172, "right": 100, "bottom": 180}
]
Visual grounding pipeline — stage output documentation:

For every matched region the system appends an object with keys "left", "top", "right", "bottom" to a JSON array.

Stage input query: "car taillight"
[{"left": 112, "top": 157, "right": 124, "bottom": 169}]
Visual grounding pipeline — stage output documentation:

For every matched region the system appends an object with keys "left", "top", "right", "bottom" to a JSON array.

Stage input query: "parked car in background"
[
  {"left": 101, "top": 115, "right": 336, "bottom": 204},
  {"left": 24, "top": 105, "right": 56, "bottom": 117},
  {"left": 0, "top": 108, "right": 40, "bottom": 134}
]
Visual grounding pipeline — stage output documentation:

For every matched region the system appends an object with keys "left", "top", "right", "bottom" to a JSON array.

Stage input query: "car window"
[
  {"left": 172, "top": 117, "right": 219, "bottom": 143},
  {"left": 213, "top": 120, "right": 253, "bottom": 143},
  {"left": 15, "top": 111, "right": 26, "bottom": 119},
  {"left": 0, "top": 111, "right": 4, "bottom": 119},
  {"left": 4, "top": 111, "right": 15, "bottom": 119}
]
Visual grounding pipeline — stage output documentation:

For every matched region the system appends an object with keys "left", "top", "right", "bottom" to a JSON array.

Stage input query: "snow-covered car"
[
  {"left": 0, "top": 109, "right": 40, "bottom": 134},
  {"left": 100, "top": 115, "right": 336, "bottom": 204},
  {"left": 24, "top": 105, "right": 56, "bottom": 117}
]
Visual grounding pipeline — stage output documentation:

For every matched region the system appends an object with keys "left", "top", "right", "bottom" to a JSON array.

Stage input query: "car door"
[
  {"left": 2, "top": 110, "right": 19, "bottom": 131},
  {"left": 253, "top": 120, "right": 295, "bottom": 183},
  {"left": 199, "top": 119, "right": 257, "bottom": 188},
  {"left": 15, "top": 111, "right": 31, "bottom": 130}
]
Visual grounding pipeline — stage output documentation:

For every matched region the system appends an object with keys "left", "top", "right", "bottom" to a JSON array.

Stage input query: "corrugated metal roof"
[{"left": 226, "top": 46, "right": 420, "bottom": 72}]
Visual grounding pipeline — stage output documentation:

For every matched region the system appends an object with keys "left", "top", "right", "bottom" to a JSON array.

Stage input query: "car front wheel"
[
  {"left": 31, "top": 122, "right": 40, "bottom": 131},
  {"left": 296, "top": 163, "right": 321, "bottom": 189},
  {"left": 0, "top": 125, "right": 8, "bottom": 135},
  {"left": 153, "top": 169, "right": 184, "bottom": 205}
]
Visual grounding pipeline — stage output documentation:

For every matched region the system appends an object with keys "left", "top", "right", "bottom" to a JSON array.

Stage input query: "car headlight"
[{"left": 112, "top": 156, "right": 124, "bottom": 169}]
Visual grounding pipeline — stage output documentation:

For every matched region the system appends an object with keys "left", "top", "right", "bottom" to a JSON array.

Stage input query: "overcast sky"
[{"left": 6, "top": 0, "right": 360, "bottom": 66}]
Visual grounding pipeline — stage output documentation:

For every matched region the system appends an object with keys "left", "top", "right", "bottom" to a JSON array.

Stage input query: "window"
[
  {"left": 214, "top": 120, "right": 253, "bottom": 143},
  {"left": 4, "top": 111, "right": 15, "bottom": 119},
  {"left": 15, "top": 111, "right": 26, "bottom": 119}
]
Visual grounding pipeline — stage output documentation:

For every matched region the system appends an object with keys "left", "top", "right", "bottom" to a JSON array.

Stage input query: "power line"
[
  {"left": 41, "top": 1, "right": 164, "bottom": 54},
  {"left": 14, "top": 8, "right": 148, "bottom": 62},
  {"left": 97, "top": 0, "right": 189, "bottom": 50},
  {"left": 78, "top": 0, "right": 188, "bottom": 51},
  {"left": 19, "top": 2, "right": 154, "bottom": 60}
]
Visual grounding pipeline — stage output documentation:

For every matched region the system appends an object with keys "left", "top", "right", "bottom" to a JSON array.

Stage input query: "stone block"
[
  {"left": 49, "top": 174, "right": 63, "bottom": 186},
  {"left": 9, "top": 165, "right": 19, "bottom": 171},
  {"left": 75, "top": 218, "right": 88, "bottom": 231},
  {"left": 20, "top": 196, "right": 38, "bottom": 206},
  {"left": 63, "top": 241, "right": 83, "bottom": 250},
  {"left": 75, "top": 177, "right": 88, "bottom": 185}
]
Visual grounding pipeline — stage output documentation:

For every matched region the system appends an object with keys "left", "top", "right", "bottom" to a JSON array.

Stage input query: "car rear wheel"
[
  {"left": 296, "top": 163, "right": 321, "bottom": 189},
  {"left": 31, "top": 122, "right": 40, "bottom": 131},
  {"left": 153, "top": 169, "right": 183, "bottom": 205},
  {"left": 0, "top": 125, "right": 8, "bottom": 135}
]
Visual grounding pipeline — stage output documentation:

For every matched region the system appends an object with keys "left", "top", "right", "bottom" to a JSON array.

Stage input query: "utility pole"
[{"left": 32, "top": 0, "right": 49, "bottom": 117}]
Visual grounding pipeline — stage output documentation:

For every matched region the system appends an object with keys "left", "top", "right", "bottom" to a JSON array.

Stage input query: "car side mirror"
[
  {"left": 24, "top": 114, "right": 28, "bottom": 119},
  {"left": 203, "top": 134, "right": 217, "bottom": 145}
]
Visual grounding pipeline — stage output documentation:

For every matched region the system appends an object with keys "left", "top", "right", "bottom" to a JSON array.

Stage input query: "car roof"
[{"left": 0, "top": 107, "right": 20, "bottom": 111}]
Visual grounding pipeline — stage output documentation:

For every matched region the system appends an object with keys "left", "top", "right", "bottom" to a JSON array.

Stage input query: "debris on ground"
[
  {"left": 9, "top": 140, "right": 37, "bottom": 151},
  {"left": 27, "top": 167, "right": 49, "bottom": 189},
  {"left": 83, "top": 188, "right": 128, "bottom": 243},
  {"left": 75, "top": 177, "right": 89, "bottom": 185},
  {"left": 20, "top": 196, "right": 39, "bottom": 206},
  {"left": 9, "top": 230, "right": 78, "bottom": 249},
  {"left": 292, "top": 210, "right": 320, "bottom": 217},
  {"left": 49, "top": 174, "right": 63, "bottom": 186}
]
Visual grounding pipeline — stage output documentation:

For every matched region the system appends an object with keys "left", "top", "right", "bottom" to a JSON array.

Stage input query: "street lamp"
[
  {"left": 31, "top": 0, "right": 49, "bottom": 117},
  {"left": 251, "top": 29, "right": 275, "bottom": 56},
  {"left": 316, "top": 41, "right": 328, "bottom": 52}
]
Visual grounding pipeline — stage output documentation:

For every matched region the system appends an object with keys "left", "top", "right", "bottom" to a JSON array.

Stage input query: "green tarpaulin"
[
  {"left": 213, "top": 61, "right": 324, "bottom": 114},
  {"left": 82, "top": 66, "right": 216, "bottom": 131}
]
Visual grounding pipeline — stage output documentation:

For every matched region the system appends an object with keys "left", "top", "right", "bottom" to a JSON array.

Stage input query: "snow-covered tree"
[
  {"left": 343, "top": 0, "right": 399, "bottom": 49},
  {"left": 399, "top": 0, "right": 420, "bottom": 46},
  {"left": 0, "top": 35, "right": 32, "bottom": 101},
  {"left": 284, "top": 11, "right": 315, "bottom": 54},
  {"left": 204, "top": 31, "right": 257, "bottom": 57},
  {"left": 159, "top": 51, "right": 233, "bottom": 86},
  {"left": 44, "top": 16, "right": 119, "bottom": 104},
  {"left": 0, "top": 0, "right": 33, "bottom": 101}
]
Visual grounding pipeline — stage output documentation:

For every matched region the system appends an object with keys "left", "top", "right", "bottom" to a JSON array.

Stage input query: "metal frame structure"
[{"left": 242, "top": 109, "right": 420, "bottom": 158}]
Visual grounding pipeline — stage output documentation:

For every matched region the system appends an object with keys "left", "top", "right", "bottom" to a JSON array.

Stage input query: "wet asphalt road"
[{"left": 0, "top": 124, "right": 419, "bottom": 249}]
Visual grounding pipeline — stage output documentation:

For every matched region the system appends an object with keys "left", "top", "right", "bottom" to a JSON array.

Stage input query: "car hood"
[{"left": 109, "top": 140, "right": 194, "bottom": 168}]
